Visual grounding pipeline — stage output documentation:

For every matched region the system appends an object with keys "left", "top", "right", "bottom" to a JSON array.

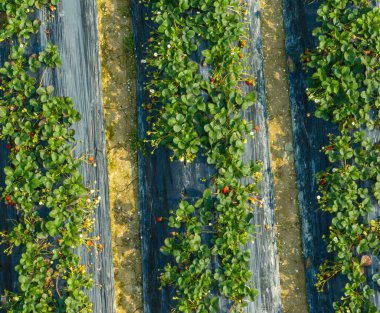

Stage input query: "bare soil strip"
[
  {"left": 98, "top": 1, "right": 143, "bottom": 312},
  {"left": 259, "top": 1, "right": 309, "bottom": 312}
]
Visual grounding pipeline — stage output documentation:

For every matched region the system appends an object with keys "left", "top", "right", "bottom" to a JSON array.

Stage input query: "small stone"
[{"left": 284, "top": 142, "right": 294, "bottom": 152}]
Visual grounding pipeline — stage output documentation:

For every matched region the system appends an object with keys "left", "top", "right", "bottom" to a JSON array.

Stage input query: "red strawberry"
[
  {"left": 365, "top": 50, "right": 370, "bottom": 56},
  {"left": 156, "top": 217, "right": 163, "bottom": 223},
  {"left": 320, "top": 179, "right": 326, "bottom": 186},
  {"left": 246, "top": 79, "right": 253, "bottom": 86},
  {"left": 5, "top": 195, "right": 11, "bottom": 201},
  {"left": 254, "top": 125, "right": 260, "bottom": 132},
  {"left": 6, "top": 145, "right": 11, "bottom": 149},
  {"left": 222, "top": 186, "right": 229, "bottom": 194},
  {"left": 87, "top": 240, "right": 93, "bottom": 247},
  {"left": 304, "top": 48, "right": 309, "bottom": 55},
  {"left": 326, "top": 146, "right": 333, "bottom": 151},
  {"left": 88, "top": 156, "right": 94, "bottom": 163},
  {"left": 49, "top": 5, "right": 56, "bottom": 11}
]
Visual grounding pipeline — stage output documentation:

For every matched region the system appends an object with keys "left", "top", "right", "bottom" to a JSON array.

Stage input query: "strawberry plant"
[
  {"left": 0, "top": 1, "right": 98, "bottom": 312},
  {"left": 142, "top": 0, "right": 261, "bottom": 311},
  {"left": 304, "top": 0, "right": 380, "bottom": 311}
]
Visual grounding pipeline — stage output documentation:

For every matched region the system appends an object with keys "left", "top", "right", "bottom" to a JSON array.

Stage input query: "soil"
[
  {"left": 97, "top": 1, "right": 143, "bottom": 313},
  {"left": 259, "top": 1, "right": 309, "bottom": 312}
]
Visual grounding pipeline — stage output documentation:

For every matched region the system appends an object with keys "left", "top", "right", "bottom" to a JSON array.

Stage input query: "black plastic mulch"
[
  {"left": 283, "top": 0, "right": 380, "bottom": 311},
  {"left": 131, "top": 0, "right": 282, "bottom": 312},
  {"left": 0, "top": 1, "right": 116, "bottom": 312}
]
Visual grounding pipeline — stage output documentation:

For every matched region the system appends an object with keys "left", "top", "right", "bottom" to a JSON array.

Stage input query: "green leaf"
[{"left": 0, "top": 107, "right": 7, "bottom": 117}]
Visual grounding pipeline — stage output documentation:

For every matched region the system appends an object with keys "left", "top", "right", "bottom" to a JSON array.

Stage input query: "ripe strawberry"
[
  {"left": 87, "top": 240, "right": 93, "bottom": 247},
  {"left": 88, "top": 156, "right": 94, "bottom": 163},
  {"left": 326, "top": 146, "right": 333, "bottom": 151},
  {"left": 5, "top": 195, "right": 11, "bottom": 201},
  {"left": 319, "top": 179, "right": 326, "bottom": 186},
  {"left": 6, "top": 144, "right": 11, "bottom": 149},
  {"left": 222, "top": 186, "right": 229, "bottom": 194},
  {"left": 304, "top": 57, "right": 309, "bottom": 63},
  {"left": 49, "top": 5, "right": 56, "bottom": 11},
  {"left": 246, "top": 79, "right": 253, "bottom": 86},
  {"left": 304, "top": 48, "right": 309, "bottom": 55},
  {"left": 365, "top": 50, "right": 370, "bottom": 55},
  {"left": 254, "top": 125, "right": 260, "bottom": 132},
  {"left": 156, "top": 217, "right": 163, "bottom": 223},
  {"left": 57, "top": 239, "right": 62, "bottom": 244}
]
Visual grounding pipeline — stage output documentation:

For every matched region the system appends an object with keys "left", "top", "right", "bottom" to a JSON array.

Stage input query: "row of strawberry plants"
[
  {"left": 0, "top": 1, "right": 98, "bottom": 312},
  {"left": 143, "top": 0, "right": 261, "bottom": 311},
  {"left": 304, "top": 0, "right": 380, "bottom": 312}
]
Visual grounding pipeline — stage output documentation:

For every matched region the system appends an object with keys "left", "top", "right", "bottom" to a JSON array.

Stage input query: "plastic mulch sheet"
[
  {"left": 283, "top": 0, "right": 380, "bottom": 311},
  {"left": 131, "top": 0, "right": 282, "bottom": 312},
  {"left": 0, "top": 1, "right": 116, "bottom": 312}
]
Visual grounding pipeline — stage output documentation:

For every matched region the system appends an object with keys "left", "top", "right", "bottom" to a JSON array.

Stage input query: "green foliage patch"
[
  {"left": 0, "top": 1, "right": 99, "bottom": 312},
  {"left": 304, "top": 0, "right": 380, "bottom": 311},
  {"left": 142, "top": 0, "right": 262, "bottom": 311}
]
